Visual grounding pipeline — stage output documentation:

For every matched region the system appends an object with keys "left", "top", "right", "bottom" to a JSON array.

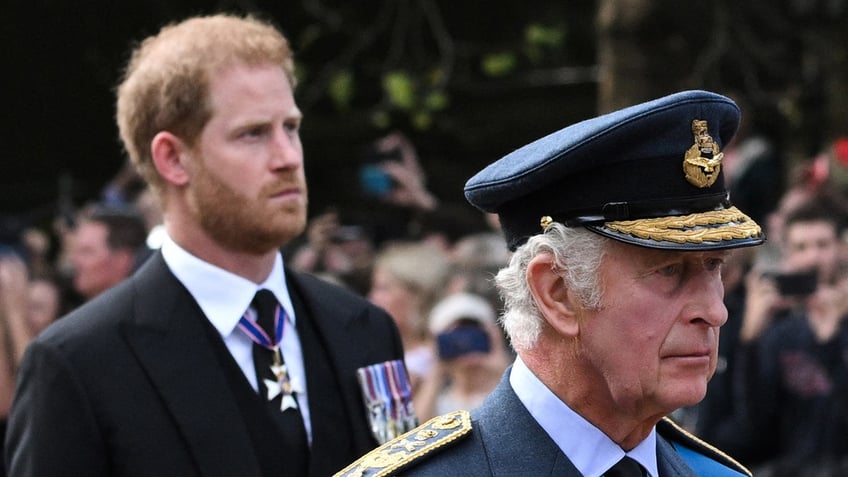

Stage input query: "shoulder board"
[
  {"left": 658, "top": 417, "right": 752, "bottom": 477},
  {"left": 334, "top": 410, "right": 472, "bottom": 477}
]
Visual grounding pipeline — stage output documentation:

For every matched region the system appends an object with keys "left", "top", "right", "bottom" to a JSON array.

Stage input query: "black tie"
[
  {"left": 605, "top": 456, "right": 645, "bottom": 477},
  {"left": 252, "top": 289, "right": 310, "bottom": 475}
]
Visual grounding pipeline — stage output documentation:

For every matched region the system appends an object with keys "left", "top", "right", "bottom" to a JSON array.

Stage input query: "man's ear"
[
  {"left": 151, "top": 131, "right": 191, "bottom": 186},
  {"left": 526, "top": 253, "right": 581, "bottom": 337}
]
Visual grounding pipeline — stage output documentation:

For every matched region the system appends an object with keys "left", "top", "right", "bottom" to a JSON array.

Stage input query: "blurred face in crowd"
[
  {"left": 69, "top": 221, "right": 136, "bottom": 299},
  {"left": 765, "top": 187, "right": 815, "bottom": 250},
  {"left": 553, "top": 241, "right": 729, "bottom": 423},
  {"left": 368, "top": 266, "right": 419, "bottom": 337},
  {"left": 184, "top": 63, "right": 307, "bottom": 255},
  {"left": 782, "top": 219, "right": 840, "bottom": 284},
  {"left": 27, "top": 278, "right": 60, "bottom": 334}
]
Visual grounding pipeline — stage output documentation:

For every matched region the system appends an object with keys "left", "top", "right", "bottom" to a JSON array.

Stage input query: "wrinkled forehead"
[{"left": 605, "top": 239, "right": 731, "bottom": 266}]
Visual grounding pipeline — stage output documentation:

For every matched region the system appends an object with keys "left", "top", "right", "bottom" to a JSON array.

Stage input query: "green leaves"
[
  {"left": 524, "top": 23, "right": 565, "bottom": 64},
  {"left": 376, "top": 69, "right": 449, "bottom": 130},
  {"left": 481, "top": 23, "right": 566, "bottom": 77},
  {"left": 328, "top": 70, "right": 355, "bottom": 110},
  {"left": 383, "top": 71, "right": 416, "bottom": 110},
  {"left": 482, "top": 52, "right": 517, "bottom": 77}
]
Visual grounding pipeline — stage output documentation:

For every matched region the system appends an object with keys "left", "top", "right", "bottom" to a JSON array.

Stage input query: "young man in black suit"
[{"left": 5, "top": 14, "right": 407, "bottom": 477}]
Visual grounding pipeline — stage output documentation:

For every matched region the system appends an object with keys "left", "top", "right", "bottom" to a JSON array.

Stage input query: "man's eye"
[
  {"left": 284, "top": 121, "right": 300, "bottom": 133},
  {"left": 658, "top": 264, "right": 682, "bottom": 277},
  {"left": 236, "top": 124, "right": 270, "bottom": 139},
  {"left": 705, "top": 257, "right": 724, "bottom": 271}
]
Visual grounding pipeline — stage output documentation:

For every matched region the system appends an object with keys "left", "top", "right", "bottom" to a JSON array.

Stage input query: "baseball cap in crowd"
[{"left": 429, "top": 292, "right": 496, "bottom": 335}]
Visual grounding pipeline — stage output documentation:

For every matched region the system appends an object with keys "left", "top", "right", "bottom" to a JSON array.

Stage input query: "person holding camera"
[
  {"left": 414, "top": 292, "right": 509, "bottom": 421},
  {"left": 740, "top": 194, "right": 847, "bottom": 345},
  {"left": 734, "top": 194, "right": 848, "bottom": 475}
]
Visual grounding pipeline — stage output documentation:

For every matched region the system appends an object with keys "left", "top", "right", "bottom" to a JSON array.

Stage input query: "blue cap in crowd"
[{"left": 465, "top": 90, "right": 765, "bottom": 251}]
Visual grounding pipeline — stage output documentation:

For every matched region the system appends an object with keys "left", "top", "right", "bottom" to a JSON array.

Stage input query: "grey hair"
[{"left": 494, "top": 223, "right": 609, "bottom": 351}]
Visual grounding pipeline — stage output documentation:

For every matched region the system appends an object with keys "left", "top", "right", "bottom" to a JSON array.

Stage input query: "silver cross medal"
[{"left": 264, "top": 347, "right": 299, "bottom": 411}]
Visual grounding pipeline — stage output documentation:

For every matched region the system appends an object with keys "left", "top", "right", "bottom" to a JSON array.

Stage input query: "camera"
[
  {"left": 767, "top": 269, "right": 818, "bottom": 297},
  {"left": 358, "top": 165, "right": 395, "bottom": 197},
  {"left": 436, "top": 324, "right": 491, "bottom": 360},
  {"left": 358, "top": 144, "right": 402, "bottom": 197}
]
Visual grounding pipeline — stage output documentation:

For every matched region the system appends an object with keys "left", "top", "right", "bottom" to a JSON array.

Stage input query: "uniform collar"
[{"left": 510, "top": 357, "right": 659, "bottom": 477}]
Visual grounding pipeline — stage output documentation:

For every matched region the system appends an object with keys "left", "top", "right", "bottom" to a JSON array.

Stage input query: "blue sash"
[{"left": 673, "top": 442, "right": 748, "bottom": 476}]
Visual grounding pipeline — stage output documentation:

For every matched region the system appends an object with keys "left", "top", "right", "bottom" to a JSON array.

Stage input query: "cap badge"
[{"left": 683, "top": 119, "right": 723, "bottom": 188}]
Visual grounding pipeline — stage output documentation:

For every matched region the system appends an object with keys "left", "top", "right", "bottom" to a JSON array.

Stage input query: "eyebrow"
[{"left": 625, "top": 247, "right": 731, "bottom": 268}]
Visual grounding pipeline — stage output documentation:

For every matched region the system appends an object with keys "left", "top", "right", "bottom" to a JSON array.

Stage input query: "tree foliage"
[
  {"left": 3, "top": 0, "right": 846, "bottom": 227},
  {"left": 598, "top": 0, "right": 848, "bottom": 160}
]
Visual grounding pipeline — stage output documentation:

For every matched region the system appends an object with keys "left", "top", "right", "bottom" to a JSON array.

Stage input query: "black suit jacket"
[{"left": 5, "top": 252, "right": 403, "bottom": 476}]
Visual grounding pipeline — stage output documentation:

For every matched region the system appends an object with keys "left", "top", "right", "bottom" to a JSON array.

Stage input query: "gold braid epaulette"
[{"left": 333, "top": 410, "right": 472, "bottom": 477}]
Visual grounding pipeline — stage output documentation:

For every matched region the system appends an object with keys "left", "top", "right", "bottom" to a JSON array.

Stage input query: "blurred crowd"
[
  {"left": 682, "top": 132, "right": 848, "bottom": 476},
  {"left": 3, "top": 126, "right": 848, "bottom": 475}
]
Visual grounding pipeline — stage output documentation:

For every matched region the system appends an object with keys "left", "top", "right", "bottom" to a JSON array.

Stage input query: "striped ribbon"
[
  {"left": 237, "top": 302, "right": 285, "bottom": 349},
  {"left": 356, "top": 360, "right": 417, "bottom": 444}
]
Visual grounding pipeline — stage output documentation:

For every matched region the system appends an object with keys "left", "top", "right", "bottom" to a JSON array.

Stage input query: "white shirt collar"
[
  {"left": 510, "top": 356, "right": 658, "bottom": 477},
  {"left": 160, "top": 234, "right": 296, "bottom": 338}
]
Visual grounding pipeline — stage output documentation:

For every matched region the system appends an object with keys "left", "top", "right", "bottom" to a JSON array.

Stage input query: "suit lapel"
[
  {"left": 476, "top": 373, "right": 582, "bottom": 476},
  {"left": 286, "top": 273, "right": 375, "bottom": 452},
  {"left": 122, "top": 254, "right": 263, "bottom": 477},
  {"left": 287, "top": 273, "right": 390, "bottom": 432}
]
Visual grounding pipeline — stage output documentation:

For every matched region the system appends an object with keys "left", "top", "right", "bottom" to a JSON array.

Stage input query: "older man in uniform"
[{"left": 337, "top": 90, "right": 762, "bottom": 477}]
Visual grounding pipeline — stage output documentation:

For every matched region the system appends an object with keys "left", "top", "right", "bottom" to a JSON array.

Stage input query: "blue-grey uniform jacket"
[{"left": 336, "top": 370, "right": 751, "bottom": 477}]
